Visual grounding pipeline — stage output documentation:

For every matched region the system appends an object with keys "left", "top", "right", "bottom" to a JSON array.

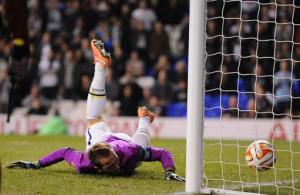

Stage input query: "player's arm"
[
  {"left": 140, "top": 146, "right": 185, "bottom": 181},
  {"left": 6, "top": 147, "right": 88, "bottom": 173}
]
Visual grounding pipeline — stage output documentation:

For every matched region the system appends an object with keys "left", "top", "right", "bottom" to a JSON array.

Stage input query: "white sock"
[
  {"left": 86, "top": 62, "right": 107, "bottom": 119},
  {"left": 132, "top": 117, "right": 151, "bottom": 147}
]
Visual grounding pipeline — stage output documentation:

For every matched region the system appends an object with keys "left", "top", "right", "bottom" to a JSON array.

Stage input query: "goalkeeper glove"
[
  {"left": 165, "top": 171, "right": 185, "bottom": 182},
  {"left": 6, "top": 161, "right": 41, "bottom": 169}
]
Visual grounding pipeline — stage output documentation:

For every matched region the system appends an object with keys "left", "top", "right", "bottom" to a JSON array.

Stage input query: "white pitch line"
[{"left": 230, "top": 179, "right": 299, "bottom": 191}]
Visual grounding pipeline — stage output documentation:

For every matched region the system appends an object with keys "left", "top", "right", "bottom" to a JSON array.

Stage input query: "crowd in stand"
[
  {"left": 0, "top": 0, "right": 299, "bottom": 118},
  {"left": 207, "top": 0, "right": 300, "bottom": 118},
  {"left": 0, "top": 0, "right": 189, "bottom": 117}
]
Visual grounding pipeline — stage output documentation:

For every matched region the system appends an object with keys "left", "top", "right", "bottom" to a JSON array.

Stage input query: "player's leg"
[
  {"left": 132, "top": 106, "right": 155, "bottom": 147},
  {"left": 86, "top": 39, "right": 111, "bottom": 125},
  {"left": 85, "top": 39, "right": 112, "bottom": 150}
]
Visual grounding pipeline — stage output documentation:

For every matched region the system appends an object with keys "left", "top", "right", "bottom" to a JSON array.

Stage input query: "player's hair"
[
  {"left": 88, "top": 142, "right": 112, "bottom": 163},
  {"left": 88, "top": 142, "right": 120, "bottom": 174}
]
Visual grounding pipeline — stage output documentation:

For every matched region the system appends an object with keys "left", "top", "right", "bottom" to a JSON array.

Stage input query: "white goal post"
[
  {"left": 186, "top": 0, "right": 300, "bottom": 194},
  {"left": 186, "top": 0, "right": 206, "bottom": 193}
]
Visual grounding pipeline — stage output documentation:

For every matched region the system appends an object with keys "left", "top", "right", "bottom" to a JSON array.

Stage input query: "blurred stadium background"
[{"left": 0, "top": 0, "right": 300, "bottom": 121}]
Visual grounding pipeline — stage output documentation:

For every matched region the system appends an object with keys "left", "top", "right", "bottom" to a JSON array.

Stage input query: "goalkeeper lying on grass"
[{"left": 7, "top": 39, "right": 185, "bottom": 182}]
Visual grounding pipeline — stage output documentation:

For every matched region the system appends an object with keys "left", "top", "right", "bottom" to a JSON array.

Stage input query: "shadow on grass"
[{"left": 36, "top": 168, "right": 165, "bottom": 181}]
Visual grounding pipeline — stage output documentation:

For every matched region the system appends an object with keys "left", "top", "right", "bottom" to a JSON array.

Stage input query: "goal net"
[{"left": 203, "top": 0, "right": 300, "bottom": 194}]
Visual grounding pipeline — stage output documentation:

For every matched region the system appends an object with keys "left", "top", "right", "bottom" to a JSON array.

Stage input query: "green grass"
[{"left": 0, "top": 136, "right": 299, "bottom": 195}]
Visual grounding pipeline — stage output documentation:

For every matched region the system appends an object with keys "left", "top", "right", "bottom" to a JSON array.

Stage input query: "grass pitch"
[{"left": 0, "top": 135, "right": 299, "bottom": 195}]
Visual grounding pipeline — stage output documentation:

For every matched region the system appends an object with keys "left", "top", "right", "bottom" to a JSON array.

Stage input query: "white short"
[{"left": 85, "top": 122, "right": 133, "bottom": 151}]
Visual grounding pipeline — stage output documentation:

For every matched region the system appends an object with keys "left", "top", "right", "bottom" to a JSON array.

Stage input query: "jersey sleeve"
[
  {"left": 38, "top": 147, "right": 85, "bottom": 173},
  {"left": 140, "top": 146, "right": 176, "bottom": 172}
]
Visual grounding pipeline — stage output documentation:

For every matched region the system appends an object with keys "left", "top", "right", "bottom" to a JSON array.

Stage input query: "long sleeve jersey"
[{"left": 39, "top": 135, "right": 175, "bottom": 176}]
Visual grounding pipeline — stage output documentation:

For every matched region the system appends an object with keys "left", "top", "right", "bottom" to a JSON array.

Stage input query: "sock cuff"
[{"left": 88, "top": 91, "right": 106, "bottom": 97}]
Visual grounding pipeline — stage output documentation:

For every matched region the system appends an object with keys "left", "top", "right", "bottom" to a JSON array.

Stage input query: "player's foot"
[
  {"left": 91, "top": 39, "right": 112, "bottom": 67},
  {"left": 6, "top": 160, "right": 41, "bottom": 169},
  {"left": 138, "top": 106, "right": 155, "bottom": 123}
]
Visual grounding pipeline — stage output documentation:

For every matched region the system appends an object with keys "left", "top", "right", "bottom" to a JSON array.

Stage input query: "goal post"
[{"left": 185, "top": 0, "right": 206, "bottom": 193}]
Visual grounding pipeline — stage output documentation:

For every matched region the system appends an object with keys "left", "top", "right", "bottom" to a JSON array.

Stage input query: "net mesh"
[{"left": 204, "top": 0, "right": 300, "bottom": 194}]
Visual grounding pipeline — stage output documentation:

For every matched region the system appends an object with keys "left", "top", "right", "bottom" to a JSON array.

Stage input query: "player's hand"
[
  {"left": 165, "top": 171, "right": 185, "bottom": 182},
  {"left": 6, "top": 161, "right": 40, "bottom": 169}
]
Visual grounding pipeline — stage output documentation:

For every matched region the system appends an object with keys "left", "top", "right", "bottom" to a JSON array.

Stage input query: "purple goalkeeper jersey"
[{"left": 39, "top": 135, "right": 175, "bottom": 176}]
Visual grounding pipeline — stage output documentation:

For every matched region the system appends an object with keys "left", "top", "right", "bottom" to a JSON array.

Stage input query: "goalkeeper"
[{"left": 6, "top": 39, "right": 185, "bottom": 181}]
